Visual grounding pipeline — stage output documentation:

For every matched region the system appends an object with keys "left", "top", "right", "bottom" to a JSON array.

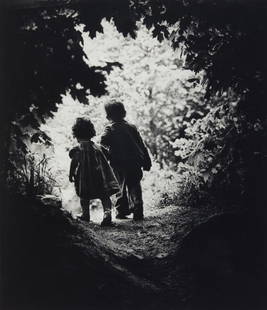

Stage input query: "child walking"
[
  {"left": 69, "top": 117, "right": 120, "bottom": 226},
  {"left": 101, "top": 101, "right": 151, "bottom": 221}
]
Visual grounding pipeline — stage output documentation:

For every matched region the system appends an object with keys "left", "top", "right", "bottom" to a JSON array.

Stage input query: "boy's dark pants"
[{"left": 113, "top": 166, "right": 143, "bottom": 218}]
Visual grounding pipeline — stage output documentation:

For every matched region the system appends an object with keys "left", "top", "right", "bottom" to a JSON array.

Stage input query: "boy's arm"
[
  {"left": 100, "top": 126, "right": 113, "bottom": 160},
  {"left": 135, "top": 129, "right": 152, "bottom": 171},
  {"left": 100, "top": 126, "right": 112, "bottom": 148}
]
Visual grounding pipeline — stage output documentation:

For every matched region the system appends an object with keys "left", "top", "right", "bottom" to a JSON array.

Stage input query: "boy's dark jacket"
[{"left": 100, "top": 120, "right": 151, "bottom": 171}]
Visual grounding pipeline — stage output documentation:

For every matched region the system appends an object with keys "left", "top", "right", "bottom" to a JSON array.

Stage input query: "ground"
[
  {"left": 79, "top": 203, "right": 219, "bottom": 303},
  {"left": 4, "top": 193, "right": 262, "bottom": 310}
]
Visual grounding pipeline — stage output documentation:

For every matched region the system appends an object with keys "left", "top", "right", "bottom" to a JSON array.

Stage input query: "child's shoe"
[
  {"left": 78, "top": 214, "right": 90, "bottom": 222},
  {"left": 101, "top": 211, "right": 112, "bottom": 227},
  {"left": 133, "top": 213, "right": 144, "bottom": 221},
  {"left": 78, "top": 209, "right": 90, "bottom": 222},
  {"left": 115, "top": 213, "right": 129, "bottom": 219},
  {"left": 80, "top": 202, "right": 90, "bottom": 222},
  {"left": 101, "top": 217, "right": 113, "bottom": 226}
]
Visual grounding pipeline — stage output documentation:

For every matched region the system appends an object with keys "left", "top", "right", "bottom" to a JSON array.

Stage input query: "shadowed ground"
[{"left": 2, "top": 194, "right": 263, "bottom": 310}]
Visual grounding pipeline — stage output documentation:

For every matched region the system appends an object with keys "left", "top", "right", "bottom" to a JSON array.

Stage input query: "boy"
[{"left": 100, "top": 101, "right": 151, "bottom": 221}]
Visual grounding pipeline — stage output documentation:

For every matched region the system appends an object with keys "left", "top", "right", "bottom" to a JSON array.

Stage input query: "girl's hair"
[
  {"left": 104, "top": 101, "right": 126, "bottom": 121},
  {"left": 72, "top": 117, "right": 96, "bottom": 140}
]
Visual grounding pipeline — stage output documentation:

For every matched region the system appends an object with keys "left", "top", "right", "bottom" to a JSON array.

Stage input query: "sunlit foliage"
[{"left": 3, "top": 1, "right": 266, "bottom": 212}]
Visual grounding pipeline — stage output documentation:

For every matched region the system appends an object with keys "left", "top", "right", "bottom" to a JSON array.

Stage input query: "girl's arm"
[
  {"left": 69, "top": 159, "right": 78, "bottom": 182},
  {"left": 69, "top": 147, "right": 80, "bottom": 182}
]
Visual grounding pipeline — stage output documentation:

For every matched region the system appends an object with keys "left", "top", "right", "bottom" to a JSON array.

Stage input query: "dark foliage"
[
  {"left": 5, "top": 0, "right": 265, "bottom": 128},
  {"left": 1, "top": 3, "right": 137, "bottom": 189},
  {"left": 6, "top": 7, "right": 106, "bottom": 121},
  {"left": 132, "top": 0, "right": 267, "bottom": 102},
  {"left": 2, "top": 0, "right": 266, "bottom": 153}
]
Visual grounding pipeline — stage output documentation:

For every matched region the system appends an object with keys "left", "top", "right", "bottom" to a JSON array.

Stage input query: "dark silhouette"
[
  {"left": 69, "top": 117, "right": 119, "bottom": 226},
  {"left": 101, "top": 101, "right": 151, "bottom": 220}
]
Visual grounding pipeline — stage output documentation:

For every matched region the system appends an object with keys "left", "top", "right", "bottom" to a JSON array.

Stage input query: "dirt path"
[
  {"left": 7, "top": 194, "right": 256, "bottom": 310},
  {"left": 85, "top": 204, "right": 214, "bottom": 259},
  {"left": 90, "top": 205, "right": 180, "bottom": 258},
  {"left": 77, "top": 204, "right": 217, "bottom": 302}
]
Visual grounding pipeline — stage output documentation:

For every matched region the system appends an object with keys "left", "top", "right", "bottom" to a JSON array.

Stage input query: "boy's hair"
[
  {"left": 72, "top": 117, "right": 96, "bottom": 140},
  {"left": 104, "top": 101, "right": 126, "bottom": 121}
]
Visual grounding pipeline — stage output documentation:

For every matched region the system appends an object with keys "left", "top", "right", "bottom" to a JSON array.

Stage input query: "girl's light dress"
[{"left": 69, "top": 141, "right": 119, "bottom": 200}]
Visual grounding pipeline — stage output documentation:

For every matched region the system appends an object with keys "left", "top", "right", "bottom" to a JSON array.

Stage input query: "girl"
[{"left": 69, "top": 117, "right": 120, "bottom": 226}]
